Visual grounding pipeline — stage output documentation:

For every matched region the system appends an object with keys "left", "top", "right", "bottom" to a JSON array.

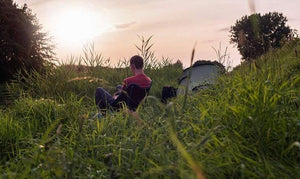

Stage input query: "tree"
[
  {"left": 230, "top": 12, "right": 297, "bottom": 61},
  {"left": 0, "top": 0, "right": 55, "bottom": 83}
]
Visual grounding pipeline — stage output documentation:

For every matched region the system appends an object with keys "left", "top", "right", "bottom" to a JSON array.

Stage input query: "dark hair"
[{"left": 130, "top": 55, "right": 144, "bottom": 69}]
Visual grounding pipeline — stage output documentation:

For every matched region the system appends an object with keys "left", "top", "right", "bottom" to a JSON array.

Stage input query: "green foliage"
[
  {"left": 5, "top": 37, "right": 182, "bottom": 104},
  {"left": 1, "top": 39, "right": 300, "bottom": 178},
  {"left": 0, "top": 0, "right": 55, "bottom": 83},
  {"left": 230, "top": 12, "right": 297, "bottom": 61}
]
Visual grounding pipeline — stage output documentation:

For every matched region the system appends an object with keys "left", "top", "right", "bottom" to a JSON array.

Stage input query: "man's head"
[{"left": 130, "top": 55, "right": 144, "bottom": 70}]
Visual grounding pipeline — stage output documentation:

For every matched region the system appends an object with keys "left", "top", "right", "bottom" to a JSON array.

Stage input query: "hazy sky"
[{"left": 16, "top": 0, "right": 300, "bottom": 67}]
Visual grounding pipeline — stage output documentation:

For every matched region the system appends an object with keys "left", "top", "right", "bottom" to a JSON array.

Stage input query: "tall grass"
[
  {"left": 5, "top": 37, "right": 182, "bottom": 103},
  {"left": 0, "top": 38, "right": 300, "bottom": 178}
]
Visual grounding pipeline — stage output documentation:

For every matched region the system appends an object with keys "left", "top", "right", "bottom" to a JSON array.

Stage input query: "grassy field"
[{"left": 0, "top": 39, "right": 300, "bottom": 178}]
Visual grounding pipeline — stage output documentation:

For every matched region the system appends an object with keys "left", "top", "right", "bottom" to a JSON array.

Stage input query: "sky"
[{"left": 15, "top": 0, "right": 300, "bottom": 68}]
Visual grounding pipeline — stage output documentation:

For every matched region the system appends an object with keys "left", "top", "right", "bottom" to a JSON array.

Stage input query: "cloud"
[
  {"left": 218, "top": 27, "right": 230, "bottom": 32},
  {"left": 114, "top": 21, "right": 136, "bottom": 29}
]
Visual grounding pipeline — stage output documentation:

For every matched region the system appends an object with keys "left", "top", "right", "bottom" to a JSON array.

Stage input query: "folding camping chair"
[{"left": 111, "top": 82, "right": 152, "bottom": 111}]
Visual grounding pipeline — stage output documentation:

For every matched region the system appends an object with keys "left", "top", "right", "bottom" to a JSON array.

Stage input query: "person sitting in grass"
[{"left": 95, "top": 55, "right": 152, "bottom": 114}]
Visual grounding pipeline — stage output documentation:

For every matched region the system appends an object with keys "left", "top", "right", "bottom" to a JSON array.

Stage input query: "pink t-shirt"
[{"left": 122, "top": 73, "right": 151, "bottom": 89}]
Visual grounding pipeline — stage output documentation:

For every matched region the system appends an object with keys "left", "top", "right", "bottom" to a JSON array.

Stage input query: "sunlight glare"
[{"left": 51, "top": 7, "right": 109, "bottom": 45}]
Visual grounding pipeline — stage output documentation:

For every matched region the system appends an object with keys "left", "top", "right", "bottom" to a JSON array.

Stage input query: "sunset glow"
[
  {"left": 51, "top": 7, "right": 109, "bottom": 44},
  {"left": 15, "top": 0, "right": 300, "bottom": 67}
]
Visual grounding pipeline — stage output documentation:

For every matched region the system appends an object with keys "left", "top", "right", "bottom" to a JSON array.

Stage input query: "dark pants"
[{"left": 95, "top": 87, "right": 115, "bottom": 110}]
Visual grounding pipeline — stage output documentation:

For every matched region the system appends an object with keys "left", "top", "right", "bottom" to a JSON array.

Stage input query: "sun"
[{"left": 51, "top": 7, "right": 109, "bottom": 45}]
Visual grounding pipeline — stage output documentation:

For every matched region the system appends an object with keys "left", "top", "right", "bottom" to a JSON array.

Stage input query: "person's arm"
[
  {"left": 122, "top": 78, "right": 128, "bottom": 90},
  {"left": 113, "top": 85, "right": 123, "bottom": 99}
]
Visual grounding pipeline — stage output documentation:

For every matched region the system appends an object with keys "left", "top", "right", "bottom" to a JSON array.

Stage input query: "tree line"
[
  {"left": 230, "top": 12, "right": 297, "bottom": 61},
  {"left": 0, "top": 0, "right": 54, "bottom": 83}
]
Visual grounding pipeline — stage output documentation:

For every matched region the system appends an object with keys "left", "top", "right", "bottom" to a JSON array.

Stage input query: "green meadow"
[{"left": 0, "top": 39, "right": 300, "bottom": 178}]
